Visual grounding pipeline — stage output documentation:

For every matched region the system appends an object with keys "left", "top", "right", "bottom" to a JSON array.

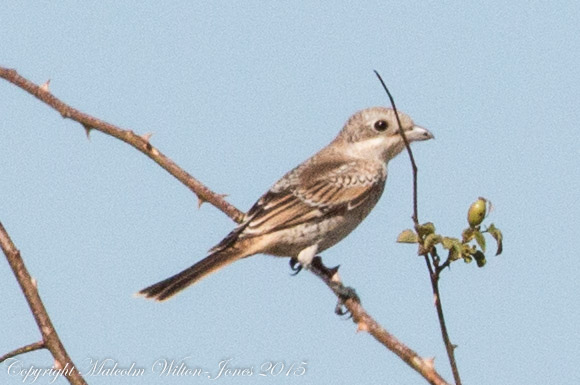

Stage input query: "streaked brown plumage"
[{"left": 139, "top": 107, "right": 433, "bottom": 301}]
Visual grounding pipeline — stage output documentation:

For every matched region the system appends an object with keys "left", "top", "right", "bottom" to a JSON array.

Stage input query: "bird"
[{"left": 139, "top": 107, "right": 433, "bottom": 301}]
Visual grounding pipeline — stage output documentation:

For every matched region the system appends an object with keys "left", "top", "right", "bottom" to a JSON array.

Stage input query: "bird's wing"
[{"left": 242, "top": 160, "right": 384, "bottom": 235}]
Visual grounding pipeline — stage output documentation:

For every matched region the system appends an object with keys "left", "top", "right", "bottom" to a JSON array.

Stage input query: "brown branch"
[
  {"left": 374, "top": 71, "right": 461, "bottom": 385},
  {"left": 309, "top": 258, "right": 450, "bottom": 385},
  {"left": 0, "top": 341, "right": 45, "bottom": 363},
  {"left": 1, "top": 67, "right": 451, "bottom": 384},
  {"left": 373, "top": 70, "right": 419, "bottom": 225},
  {"left": 0, "top": 67, "right": 245, "bottom": 224},
  {"left": 0, "top": 222, "right": 87, "bottom": 385},
  {"left": 426, "top": 255, "right": 462, "bottom": 384}
]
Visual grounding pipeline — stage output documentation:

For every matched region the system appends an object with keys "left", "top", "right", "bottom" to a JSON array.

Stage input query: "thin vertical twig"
[
  {"left": 374, "top": 70, "right": 462, "bottom": 385},
  {"left": 373, "top": 70, "right": 419, "bottom": 225},
  {"left": 426, "top": 255, "right": 462, "bottom": 385}
]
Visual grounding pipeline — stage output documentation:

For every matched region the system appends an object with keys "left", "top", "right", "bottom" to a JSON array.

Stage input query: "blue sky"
[{"left": 1, "top": 1, "right": 579, "bottom": 384}]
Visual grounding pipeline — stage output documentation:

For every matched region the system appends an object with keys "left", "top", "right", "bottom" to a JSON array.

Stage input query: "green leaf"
[
  {"left": 463, "top": 244, "right": 476, "bottom": 256},
  {"left": 442, "top": 237, "right": 459, "bottom": 250},
  {"left": 486, "top": 223, "right": 504, "bottom": 255},
  {"left": 461, "top": 245, "right": 477, "bottom": 263},
  {"left": 447, "top": 245, "right": 459, "bottom": 261},
  {"left": 424, "top": 233, "right": 442, "bottom": 251},
  {"left": 442, "top": 238, "right": 462, "bottom": 262},
  {"left": 417, "top": 222, "right": 436, "bottom": 238},
  {"left": 397, "top": 229, "right": 419, "bottom": 243},
  {"left": 449, "top": 242, "right": 463, "bottom": 261},
  {"left": 474, "top": 230, "right": 486, "bottom": 253},
  {"left": 473, "top": 250, "right": 487, "bottom": 267},
  {"left": 462, "top": 227, "right": 475, "bottom": 243}
]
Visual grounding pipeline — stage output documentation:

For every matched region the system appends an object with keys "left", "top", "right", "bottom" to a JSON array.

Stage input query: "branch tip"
[{"left": 0, "top": 341, "right": 45, "bottom": 363}]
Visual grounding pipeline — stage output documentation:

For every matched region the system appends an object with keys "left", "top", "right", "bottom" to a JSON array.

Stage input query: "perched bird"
[{"left": 139, "top": 107, "right": 433, "bottom": 301}]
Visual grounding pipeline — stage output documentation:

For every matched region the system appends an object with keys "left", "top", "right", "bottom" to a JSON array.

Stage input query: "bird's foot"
[{"left": 330, "top": 282, "right": 360, "bottom": 317}]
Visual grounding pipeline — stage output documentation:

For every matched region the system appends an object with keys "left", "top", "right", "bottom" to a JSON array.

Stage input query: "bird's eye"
[{"left": 374, "top": 120, "right": 388, "bottom": 131}]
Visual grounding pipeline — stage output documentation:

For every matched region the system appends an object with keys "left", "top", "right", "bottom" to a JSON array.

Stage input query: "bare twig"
[
  {"left": 373, "top": 70, "right": 419, "bottom": 225},
  {"left": 1, "top": 67, "right": 451, "bottom": 385},
  {"left": 0, "top": 341, "right": 45, "bottom": 363},
  {"left": 426, "top": 255, "right": 461, "bottom": 384},
  {"left": 0, "top": 222, "right": 88, "bottom": 385},
  {"left": 374, "top": 70, "right": 462, "bottom": 385},
  {"left": 0, "top": 67, "right": 245, "bottom": 224}
]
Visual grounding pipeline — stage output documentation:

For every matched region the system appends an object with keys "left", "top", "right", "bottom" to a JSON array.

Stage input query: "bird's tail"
[{"left": 138, "top": 245, "right": 246, "bottom": 301}]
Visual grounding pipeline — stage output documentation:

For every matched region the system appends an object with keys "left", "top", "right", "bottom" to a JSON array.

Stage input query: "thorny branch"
[
  {"left": 0, "top": 223, "right": 88, "bottom": 385},
  {"left": 0, "top": 68, "right": 244, "bottom": 224}
]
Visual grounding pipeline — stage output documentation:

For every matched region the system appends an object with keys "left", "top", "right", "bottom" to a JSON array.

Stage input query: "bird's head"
[{"left": 335, "top": 107, "right": 433, "bottom": 163}]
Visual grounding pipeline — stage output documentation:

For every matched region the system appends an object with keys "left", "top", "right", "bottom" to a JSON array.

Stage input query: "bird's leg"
[
  {"left": 289, "top": 250, "right": 360, "bottom": 317},
  {"left": 308, "top": 256, "right": 360, "bottom": 316},
  {"left": 289, "top": 244, "right": 319, "bottom": 275},
  {"left": 297, "top": 244, "right": 318, "bottom": 267}
]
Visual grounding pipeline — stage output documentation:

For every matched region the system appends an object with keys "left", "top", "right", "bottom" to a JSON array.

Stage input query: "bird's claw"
[
  {"left": 289, "top": 258, "right": 303, "bottom": 275},
  {"left": 335, "top": 303, "right": 350, "bottom": 317},
  {"left": 331, "top": 283, "right": 360, "bottom": 317}
]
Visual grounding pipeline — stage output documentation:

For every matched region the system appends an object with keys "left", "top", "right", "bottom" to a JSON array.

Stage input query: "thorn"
[
  {"left": 31, "top": 277, "right": 37, "bottom": 289},
  {"left": 356, "top": 321, "right": 369, "bottom": 332},
  {"left": 141, "top": 133, "right": 153, "bottom": 150},
  {"left": 141, "top": 132, "right": 153, "bottom": 142},
  {"left": 40, "top": 79, "right": 51, "bottom": 92},
  {"left": 54, "top": 358, "right": 63, "bottom": 370},
  {"left": 328, "top": 264, "right": 340, "bottom": 275},
  {"left": 198, "top": 193, "right": 228, "bottom": 209},
  {"left": 424, "top": 357, "right": 435, "bottom": 369},
  {"left": 329, "top": 265, "right": 341, "bottom": 282},
  {"left": 83, "top": 124, "right": 93, "bottom": 139}
]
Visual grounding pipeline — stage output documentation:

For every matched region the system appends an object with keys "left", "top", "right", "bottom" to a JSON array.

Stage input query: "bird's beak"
[{"left": 405, "top": 125, "right": 434, "bottom": 142}]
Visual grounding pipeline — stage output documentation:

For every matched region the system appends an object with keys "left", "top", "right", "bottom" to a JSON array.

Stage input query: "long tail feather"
[{"left": 138, "top": 247, "right": 244, "bottom": 301}]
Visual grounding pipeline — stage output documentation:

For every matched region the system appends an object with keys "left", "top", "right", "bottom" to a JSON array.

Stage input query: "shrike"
[{"left": 140, "top": 107, "right": 433, "bottom": 301}]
